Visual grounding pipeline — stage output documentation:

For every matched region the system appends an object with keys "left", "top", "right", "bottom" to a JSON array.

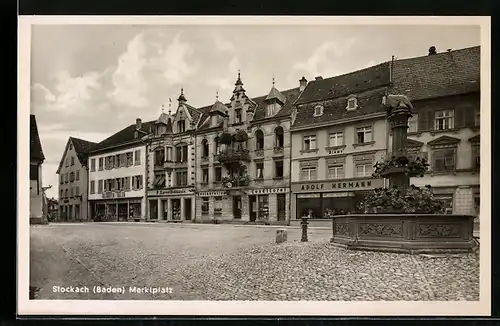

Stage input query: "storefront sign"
[
  {"left": 292, "top": 178, "right": 383, "bottom": 193},
  {"left": 198, "top": 190, "right": 227, "bottom": 197},
  {"left": 323, "top": 192, "right": 355, "bottom": 198},
  {"left": 103, "top": 191, "right": 125, "bottom": 199},
  {"left": 148, "top": 188, "right": 194, "bottom": 196},
  {"left": 247, "top": 188, "right": 288, "bottom": 195}
]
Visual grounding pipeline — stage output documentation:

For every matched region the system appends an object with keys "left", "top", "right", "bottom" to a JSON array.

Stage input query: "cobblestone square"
[{"left": 30, "top": 223, "right": 479, "bottom": 301}]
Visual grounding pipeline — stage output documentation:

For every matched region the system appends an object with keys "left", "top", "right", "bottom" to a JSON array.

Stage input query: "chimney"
[
  {"left": 315, "top": 76, "right": 323, "bottom": 81},
  {"left": 299, "top": 76, "right": 307, "bottom": 92},
  {"left": 428, "top": 46, "right": 437, "bottom": 55},
  {"left": 136, "top": 118, "right": 142, "bottom": 130}
]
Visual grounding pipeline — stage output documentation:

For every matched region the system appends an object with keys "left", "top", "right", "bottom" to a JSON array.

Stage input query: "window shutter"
[
  {"left": 139, "top": 175, "right": 143, "bottom": 189},
  {"left": 455, "top": 107, "right": 465, "bottom": 128},
  {"left": 464, "top": 106, "right": 476, "bottom": 127}
]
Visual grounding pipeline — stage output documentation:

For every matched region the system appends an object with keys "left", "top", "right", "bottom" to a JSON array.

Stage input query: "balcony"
[
  {"left": 216, "top": 149, "right": 251, "bottom": 164},
  {"left": 163, "top": 160, "right": 177, "bottom": 170},
  {"left": 273, "top": 146, "right": 284, "bottom": 156},
  {"left": 221, "top": 175, "right": 250, "bottom": 188}
]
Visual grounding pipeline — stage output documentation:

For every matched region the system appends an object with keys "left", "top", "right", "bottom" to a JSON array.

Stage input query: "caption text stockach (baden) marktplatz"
[{"left": 52, "top": 285, "right": 173, "bottom": 295}]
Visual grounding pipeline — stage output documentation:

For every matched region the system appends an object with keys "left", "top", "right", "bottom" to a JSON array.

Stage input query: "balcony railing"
[{"left": 216, "top": 149, "right": 251, "bottom": 163}]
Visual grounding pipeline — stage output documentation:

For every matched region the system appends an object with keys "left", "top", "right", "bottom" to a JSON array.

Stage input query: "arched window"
[
  {"left": 201, "top": 139, "right": 209, "bottom": 157},
  {"left": 214, "top": 136, "right": 220, "bottom": 154},
  {"left": 275, "top": 126, "right": 284, "bottom": 148},
  {"left": 255, "top": 130, "right": 264, "bottom": 150}
]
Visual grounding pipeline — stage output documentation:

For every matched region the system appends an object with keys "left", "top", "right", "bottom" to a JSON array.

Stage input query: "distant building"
[
  {"left": 390, "top": 46, "right": 480, "bottom": 215},
  {"left": 30, "top": 114, "right": 46, "bottom": 224},
  {"left": 145, "top": 90, "right": 200, "bottom": 222},
  {"left": 47, "top": 197, "right": 58, "bottom": 221},
  {"left": 290, "top": 65, "right": 390, "bottom": 220},
  {"left": 194, "top": 73, "right": 301, "bottom": 223},
  {"left": 87, "top": 119, "right": 150, "bottom": 221},
  {"left": 56, "top": 137, "right": 96, "bottom": 221}
]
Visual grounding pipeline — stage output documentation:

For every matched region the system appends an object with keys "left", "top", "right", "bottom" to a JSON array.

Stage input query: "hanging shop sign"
[
  {"left": 246, "top": 188, "right": 288, "bottom": 195},
  {"left": 291, "top": 178, "right": 383, "bottom": 193}
]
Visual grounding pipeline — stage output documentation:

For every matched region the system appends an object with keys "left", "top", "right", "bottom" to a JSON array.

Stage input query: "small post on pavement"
[{"left": 301, "top": 214, "right": 310, "bottom": 242}]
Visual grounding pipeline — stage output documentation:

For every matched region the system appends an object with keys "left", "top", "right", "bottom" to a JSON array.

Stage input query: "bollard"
[
  {"left": 276, "top": 229, "right": 287, "bottom": 244},
  {"left": 301, "top": 216, "right": 309, "bottom": 242}
]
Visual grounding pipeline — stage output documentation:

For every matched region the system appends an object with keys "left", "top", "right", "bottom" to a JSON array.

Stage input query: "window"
[
  {"left": 258, "top": 195, "right": 269, "bottom": 219},
  {"left": 76, "top": 186, "right": 80, "bottom": 196},
  {"left": 65, "top": 158, "right": 69, "bottom": 167},
  {"left": 202, "top": 168, "right": 209, "bottom": 183},
  {"left": 275, "top": 127, "right": 284, "bottom": 148},
  {"left": 133, "top": 175, "right": 143, "bottom": 190},
  {"left": 256, "top": 162, "right": 264, "bottom": 179},
  {"left": 70, "top": 172, "right": 74, "bottom": 182},
  {"left": 90, "top": 181, "right": 95, "bottom": 194},
  {"left": 356, "top": 164, "right": 373, "bottom": 177},
  {"left": 214, "top": 196, "right": 222, "bottom": 215},
  {"left": 475, "top": 108, "right": 480, "bottom": 127},
  {"left": 90, "top": 158, "right": 96, "bottom": 171},
  {"left": 126, "top": 152, "right": 133, "bottom": 166},
  {"left": 98, "top": 180, "right": 103, "bottom": 194},
  {"left": 472, "top": 145, "right": 480, "bottom": 170},
  {"left": 155, "top": 148, "right": 165, "bottom": 166},
  {"left": 303, "top": 135, "right": 316, "bottom": 150},
  {"left": 60, "top": 175, "right": 63, "bottom": 184},
  {"left": 64, "top": 173, "right": 68, "bottom": 183},
  {"left": 177, "top": 120, "right": 186, "bottom": 133},
  {"left": 65, "top": 189, "right": 68, "bottom": 198},
  {"left": 408, "top": 115, "right": 418, "bottom": 133},
  {"left": 70, "top": 157, "right": 75, "bottom": 166},
  {"left": 329, "top": 132, "right": 343, "bottom": 147},
  {"left": 60, "top": 189, "right": 63, "bottom": 197},
  {"left": 176, "top": 169, "right": 188, "bottom": 186},
  {"left": 154, "top": 172, "right": 166, "bottom": 188},
  {"left": 176, "top": 145, "right": 188, "bottom": 163},
  {"left": 255, "top": 130, "right": 264, "bottom": 150},
  {"left": 201, "top": 139, "right": 209, "bottom": 157},
  {"left": 201, "top": 197, "right": 209, "bottom": 215},
  {"left": 356, "top": 126, "right": 372, "bottom": 144},
  {"left": 235, "top": 108, "right": 242, "bottom": 123},
  {"left": 346, "top": 96, "right": 358, "bottom": 111},
  {"left": 214, "top": 166, "right": 222, "bottom": 182},
  {"left": 301, "top": 167, "right": 317, "bottom": 181},
  {"left": 433, "top": 148, "right": 456, "bottom": 171},
  {"left": 165, "top": 147, "right": 172, "bottom": 162},
  {"left": 435, "top": 110, "right": 454, "bottom": 130},
  {"left": 313, "top": 105, "right": 324, "bottom": 117},
  {"left": 435, "top": 195, "right": 453, "bottom": 214},
  {"left": 134, "top": 150, "right": 141, "bottom": 165},
  {"left": 275, "top": 160, "right": 284, "bottom": 178},
  {"left": 328, "top": 165, "right": 344, "bottom": 179},
  {"left": 97, "top": 157, "right": 103, "bottom": 171}
]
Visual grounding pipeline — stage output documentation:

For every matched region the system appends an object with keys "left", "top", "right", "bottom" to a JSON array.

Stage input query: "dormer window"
[
  {"left": 267, "top": 102, "right": 280, "bottom": 117},
  {"left": 177, "top": 120, "right": 186, "bottom": 133},
  {"left": 346, "top": 95, "right": 358, "bottom": 111},
  {"left": 235, "top": 108, "right": 242, "bottom": 123},
  {"left": 313, "top": 105, "right": 324, "bottom": 117}
]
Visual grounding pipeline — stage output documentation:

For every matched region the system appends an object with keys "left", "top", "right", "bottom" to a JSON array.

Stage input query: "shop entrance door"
[
  {"left": 184, "top": 198, "right": 192, "bottom": 220},
  {"left": 233, "top": 196, "right": 242, "bottom": 219},
  {"left": 277, "top": 194, "right": 286, "bottom": 221},
  {"left": 118, "top": 203, "right": 128, "bottom": 221},
  {"left": 249, "top": 195, "right": 257, "bottom": 222},
  {"left": 149, "top": 200, "right": 158, "bottom": 220}
]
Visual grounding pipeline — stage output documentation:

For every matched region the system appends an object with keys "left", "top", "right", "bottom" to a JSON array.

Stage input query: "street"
[{"left": 30, "top": 223, "right": 479, "bottom": 301}]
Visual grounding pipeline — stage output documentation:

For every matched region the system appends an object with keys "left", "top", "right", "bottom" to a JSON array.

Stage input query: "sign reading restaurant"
[{"left": 291, "top": 178, "right": 383, "bottom": 193}]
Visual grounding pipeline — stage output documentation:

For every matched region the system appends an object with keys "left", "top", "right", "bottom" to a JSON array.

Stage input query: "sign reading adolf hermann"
[{"left": 292, "top": 178, "right": 383, "bottom": 193}]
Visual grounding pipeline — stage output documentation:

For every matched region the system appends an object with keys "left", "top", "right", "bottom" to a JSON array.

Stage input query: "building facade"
[
  {"left": 390, "top": 46, "right": 480, "bottom": 216},
  {"left": 194, "top": 73, "right": 301, "bottom": 223},
  {"left": 56, "top": 137, "right": 96, "bottom": 221},
  {"left": 290, "top": 65, "right": 391, "bottom": 220},
  {"left": 145, "top": 91, "right": 201, "bottom": 222},
  {"left": 30, "top": 114, "right": 46, "bottom": 224},
  {"left": 87, "top": 119, "right": 150, "bottom": 221}
]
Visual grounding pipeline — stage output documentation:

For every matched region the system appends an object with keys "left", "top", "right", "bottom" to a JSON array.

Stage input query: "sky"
[{"left": 30, "top": 23, "right": 480, "bottom": 198}]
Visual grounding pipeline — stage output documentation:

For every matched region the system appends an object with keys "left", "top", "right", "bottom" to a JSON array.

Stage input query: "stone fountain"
[{"left": 330, "top": 95, "right": 475, "bottom": 254}]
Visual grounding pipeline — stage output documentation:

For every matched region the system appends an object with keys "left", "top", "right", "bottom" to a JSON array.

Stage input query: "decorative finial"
[
  {"left": 181, "top": 87, "right": 184, "bottom": 95},
  {"left": 161, "top": 104, "right": 164, "bottom": 113},
  {"left": 272, "top": 72, "right": 275, "bottom": 87},
  {"left": 168, "top": 98, "right": 172, "bottom": 115},
  {"left": 216, "top": 90, "right": 219, "bottom": 101},
  {"left": 238, "top": 69, "right": 240, "bottom": 79}
]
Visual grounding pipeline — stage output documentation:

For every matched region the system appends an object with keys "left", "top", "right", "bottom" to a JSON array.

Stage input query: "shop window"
[
  {"left": 214, "top": 166, "right": 222, "bottom": 182},
  {"left": 297, "top": 194, "right": 321, "bottom": 218},
  {"left": 214, "top": 196, "right": 222, "bottom": 215},
  {"left": 432, "top": 148, "right": 456, "bottom": 172},
  {"left": 303, "top": 135, "right": 316, "bottom": 150},
  {"left": 255, "top": 130, "right": 264, "bottom": 150},
  {"left": 328, "top": 165, "right": 344, "bottom": 179},
  {"left": 256, "top": 162, "right": 264, "bottom": 179},
  {"left": 258, "top": 195, "right": 269, "bottom": 219},
  {"left": 90, "top": 181, "right": 95, "bottom": 194},
  {"left": 301, "top": 167, "right": 317, "bottom": 181},
  {"left": 356, "top": 163, "right": 373, "bottom": 177},
  {"left": 329, "top": 132, "right": 343, "bottom": 147},
  {"left": 202, "top": 168, "right": 209, "bottom": 183},
  {"left": 356, "top": 126, "right": 372, "bottom": 144},
  {"left": 435, "top": 110, "right": 454, "bottom": 130},
  {"left": 274, "top": 160, "right": 284, "bottom": 179},
  {"left": 201, "top": 197, "right": 209, "bottom": 215},
  {"left": 176, "top": 169, "right": 188, "bottom": 186}
]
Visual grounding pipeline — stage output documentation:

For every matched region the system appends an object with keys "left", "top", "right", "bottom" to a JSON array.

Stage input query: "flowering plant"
[
  {"left": 372, "top": 153, "right": 429, "bottom": 178},
  {"left": 219, "top": 132, "right": 233, "bottom": 144}
]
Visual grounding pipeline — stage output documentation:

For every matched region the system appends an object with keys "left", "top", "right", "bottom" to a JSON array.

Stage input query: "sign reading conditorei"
[
  {"left": 292, "top": 178, "right": 383, "bottom": 193},
  {"left": 246, "top": 188, "right": 288, "bottom": 195},
  {"left": 197, "top": 190, "right": 227, "bottom": 197}
]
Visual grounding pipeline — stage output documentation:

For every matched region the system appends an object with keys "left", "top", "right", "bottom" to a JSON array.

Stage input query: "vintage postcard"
[{"left": 18, "top": 16, "right": 491, "bottom": 316}]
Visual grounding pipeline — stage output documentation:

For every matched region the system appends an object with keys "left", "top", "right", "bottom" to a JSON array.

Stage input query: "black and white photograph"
[{"left": 19, "top": 16, "right": 490, "bottom": 316}]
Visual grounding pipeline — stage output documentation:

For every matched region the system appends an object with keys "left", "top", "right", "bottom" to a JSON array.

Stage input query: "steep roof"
[
  {"left": 265, "top": 86, "right": 287, "bottom": 104},
  {"left": 155, "top": 112, "right": 170, "bottom": 125},
  {"left": 56, "top": 137, "right": 97, "bottom": 173},
  {"left": 295, "top": 62, "right": 391, "bottom": 105},
  {"left": 253, "top": 87, "right": 301, "bottom": 120},
  {"left": 30, "top": 114, "right": 45, "bottom": 162},
  {"left": 391, "top": 46, "right": 480, "bottom": 102},
  {"left": 89, "top": 120, "right": 155, "bottom": 154}
]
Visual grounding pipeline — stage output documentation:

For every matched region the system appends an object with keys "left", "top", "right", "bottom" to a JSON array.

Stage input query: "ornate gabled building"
[
  {"left": 194, "top": 72, "right": 301, "bottom": 223},
  {"left": 145, "top": 89, "right": 204, "bottom": 221},
  {"left": 390, "top": 45, "right": 480, "bottom": 216},
  {"left": 56, "top": 137, "right": 97, "bottom": 221}
]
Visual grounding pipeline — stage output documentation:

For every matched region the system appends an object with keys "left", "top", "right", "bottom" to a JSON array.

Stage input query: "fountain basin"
[{"left": 331, "top": 214, "right": 475, "bottom": 254}]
